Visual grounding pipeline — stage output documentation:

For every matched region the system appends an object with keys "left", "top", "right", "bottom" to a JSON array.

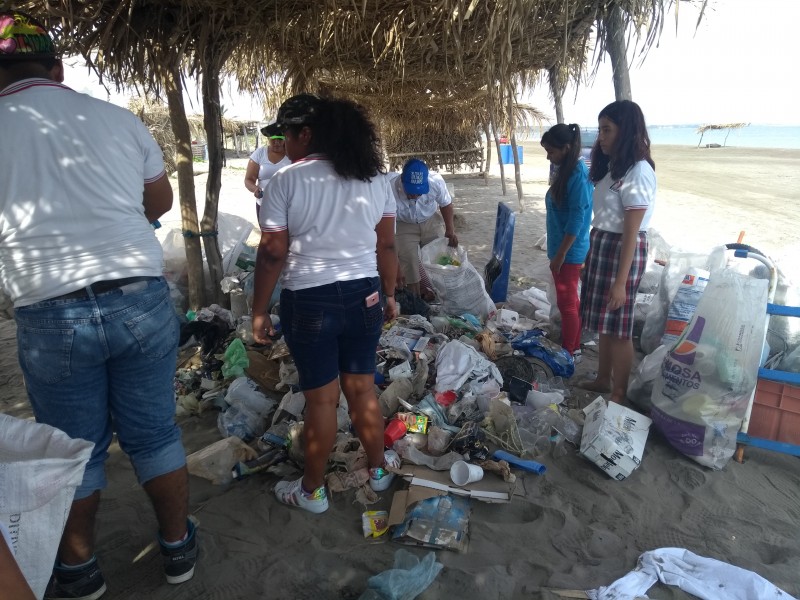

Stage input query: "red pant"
[{"left": 552, "top": 263, "right": 582, "bottom": 354}]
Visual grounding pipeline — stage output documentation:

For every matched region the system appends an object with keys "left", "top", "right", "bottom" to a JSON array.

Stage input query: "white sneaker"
[
  {"left": 369, "top": 450, "right": 401, "bottom": 492},
  {"left": 572, "top": 349, "right": 583, "bottom": 364},
  {"left": 274, "top": 477, "right": 329, "bottom": 513}
]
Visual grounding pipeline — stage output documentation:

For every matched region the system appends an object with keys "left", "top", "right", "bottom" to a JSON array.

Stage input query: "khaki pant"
[{"left": 396, "top": 213, "right": 445, "bottom": 284}]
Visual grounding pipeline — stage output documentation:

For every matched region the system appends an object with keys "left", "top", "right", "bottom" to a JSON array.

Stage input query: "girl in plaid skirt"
[{"left": 579, "top": 100, "right": 656, "bottom": 404}]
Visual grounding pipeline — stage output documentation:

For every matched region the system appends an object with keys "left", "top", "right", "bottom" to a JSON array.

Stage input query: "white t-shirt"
[
  {"left": 0, "top": 79, "right": 166, "bottom": 307},
  {"left": 591, "top": 160, "right": 656, "bottom": 233},
  {"left": 388, "top": 171, "right": 452, "bottom": 224},
  {"left": 261, "top": 155, "right": 396, "bottom": 290},
  {"left": 249, "top": 146, "right": 291, "bottom": 207}
]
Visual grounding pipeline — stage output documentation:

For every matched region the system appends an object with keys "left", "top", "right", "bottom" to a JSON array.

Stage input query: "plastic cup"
[
  {"left": 450, "top": 460, "right": 484, "bottom": 486},
  {"left": 383, "top": 418, "right": 408, "bottom": 449}
]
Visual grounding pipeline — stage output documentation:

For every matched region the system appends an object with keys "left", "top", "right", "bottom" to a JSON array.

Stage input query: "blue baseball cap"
[{"left": 401, "top": 159, "right": 429, "bottom": 195}]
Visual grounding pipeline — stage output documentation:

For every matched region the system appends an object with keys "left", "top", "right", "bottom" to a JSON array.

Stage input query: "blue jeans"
[
  {"left": 15, "top": 277, "right": 185, "bottom": 500},
  {"left": 281, "top": 277, "right": 382, "bottom": 390}
]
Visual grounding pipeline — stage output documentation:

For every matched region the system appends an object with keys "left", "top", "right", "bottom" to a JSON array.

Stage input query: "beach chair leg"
[{"left": 734, "top": 444, "right": 745, "bottom": 463}]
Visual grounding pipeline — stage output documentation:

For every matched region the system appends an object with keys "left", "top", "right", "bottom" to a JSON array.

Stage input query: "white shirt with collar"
[
  {"left": 591, "top": 160, "right": 656, "bottom": 233},
  {"left": 388, "top": 171, "right": 452, "bottom": 224}
]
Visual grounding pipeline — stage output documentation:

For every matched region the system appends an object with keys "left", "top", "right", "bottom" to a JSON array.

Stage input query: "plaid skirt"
[{"left": 580, "top": 228, "right": 648, "bottom": 339}]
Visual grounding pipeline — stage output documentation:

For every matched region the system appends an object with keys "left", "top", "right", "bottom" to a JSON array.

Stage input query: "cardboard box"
[{"left": 580, "top": 396, "right": 652, "bottom": 480}]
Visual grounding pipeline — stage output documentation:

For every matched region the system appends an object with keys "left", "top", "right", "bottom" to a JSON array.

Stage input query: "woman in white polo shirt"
[
  {"left": 244, "top": 122, "right": 291, "bottom": 220},
  {"left": 579, "top": 100, "right": 656, "bottom": 404},
  {"left": 251, "top": 94, "right": 399, "bottom": 514}
]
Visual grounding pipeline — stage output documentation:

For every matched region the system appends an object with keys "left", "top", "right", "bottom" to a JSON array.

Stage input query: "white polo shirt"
[
  {"left": 388, "top": 171, "right": 452, "bottom": 224},
  {"left": 249, "top": 146, "right": 291, "bottom": 207},
  {"left": 261, "top": 155, "right": 396, "bottom": 290},
  {"left": 0, "top": 79, "right": 166, "bottom": 307},
  {"left": 591, "top": 160, "right": 656, "bottom": 233}
]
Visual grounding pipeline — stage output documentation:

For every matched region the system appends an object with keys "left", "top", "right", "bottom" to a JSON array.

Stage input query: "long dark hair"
[
  {"left": 282, "top": 96, "right": 385, "bottom": 181},
  {"left": 541, "top": 123, "right": 582, "bottom": 206},
  {"left": 589, "top": 100, "right": 655, "bottom": 183}
]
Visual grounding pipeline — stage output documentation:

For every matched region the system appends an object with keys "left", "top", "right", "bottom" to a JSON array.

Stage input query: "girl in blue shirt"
[{"left": 541, "top": 124, "right": 593, "bottom": 357}]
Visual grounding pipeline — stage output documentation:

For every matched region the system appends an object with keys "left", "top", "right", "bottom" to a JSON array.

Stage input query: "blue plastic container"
[{"left": 499, "top": 144, "right": 523, "bottom": 165}]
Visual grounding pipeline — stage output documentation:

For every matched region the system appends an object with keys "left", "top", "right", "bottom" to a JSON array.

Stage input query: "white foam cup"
[{"left": 450, "top": 460, "right": 484, "bottom": 486}]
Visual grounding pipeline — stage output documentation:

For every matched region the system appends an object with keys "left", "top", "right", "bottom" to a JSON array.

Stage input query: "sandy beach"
[{"left": 2, "top": 142, "right": 800, "bottom": 599}]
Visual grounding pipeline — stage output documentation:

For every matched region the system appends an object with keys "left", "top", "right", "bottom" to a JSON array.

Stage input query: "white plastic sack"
[
  {"left": 225, "top": 376, "right": 277, "bottom": 418},
  {"left": 0, "top": 415, "right": 93, "bottom": 599},
  {"left": 156, "top": 211, "right": 258, "bottom": 298},
  {"left": 434, "top": 340, "right": 503, "bottom": 393},
  {"left": 650, "top": 268, "right": 768, "bottom": 469},
  {"left": 420, "top": 238, "right": 496, "bottom": 319},
  {"left": 627, "top": 344, "right": 669, "bottom": 411}
]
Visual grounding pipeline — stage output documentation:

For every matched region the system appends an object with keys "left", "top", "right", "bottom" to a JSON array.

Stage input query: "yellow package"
[
  {"left": 397, "top": 412, "right": 429, "bottom": 434},
  {"left": 362, "top": 510, "right": 389, "bottom": 538}
]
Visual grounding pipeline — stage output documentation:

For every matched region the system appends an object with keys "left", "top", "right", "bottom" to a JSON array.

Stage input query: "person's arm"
[
  {"left": 251, "top": 230, "right": 289, "bottom": 344},
  {"left": 0, "top": 535, "right": 35, "bottom": 600},
  {"left": 142, "top": 173, "right": 173, "bottom": 222},
  {"left": 551, "top": 234, "right": 576, "bottom": 275},
  {"left": 376, "top": 215, "right": 399, "bottom": 322},
  {"left": 244, "top": 160, "right": 263, "bottom": 199},
  {"left": 608, "top": 209, "right": 646, "bottom": 310},
  {"left": 440, "top": 203, "right": 458, "bottom": 247}
]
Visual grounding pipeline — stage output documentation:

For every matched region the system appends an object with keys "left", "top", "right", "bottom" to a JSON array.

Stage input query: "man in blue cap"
[{"left": 388, "top": 158, "right": 458, "bottom": 297}]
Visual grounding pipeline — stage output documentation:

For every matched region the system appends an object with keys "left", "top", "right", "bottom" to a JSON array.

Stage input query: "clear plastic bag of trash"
[
  {"left": 359, "top": 549, "right": 443, "bottom": 600},
  {"left": 217, "top": 404, "right": 266, "bottom": 442}
]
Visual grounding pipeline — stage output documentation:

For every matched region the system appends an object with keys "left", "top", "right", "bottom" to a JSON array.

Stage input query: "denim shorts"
[
  {"left": 280, "top": 277, "right": 382, "bottom": 390},
  {"left": 14, "top": 277, "right": 185, "bottom": 500}
]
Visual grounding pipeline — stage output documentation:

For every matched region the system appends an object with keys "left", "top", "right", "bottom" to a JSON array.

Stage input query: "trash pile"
[{"left": 169, "top": 237, "right": 656, "bottom": 555}]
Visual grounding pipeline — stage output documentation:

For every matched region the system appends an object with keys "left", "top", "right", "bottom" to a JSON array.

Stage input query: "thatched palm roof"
[{"left": 14, "top": 0, "right": 672, "bottom": 162}]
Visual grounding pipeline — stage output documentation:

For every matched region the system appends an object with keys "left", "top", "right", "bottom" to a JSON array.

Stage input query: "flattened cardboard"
[
  {"left": 388, "top": 464, "right": 513, "bottom": 527},
  {"left": 580, "top": 396, "right": 653, "bottom": 480}
]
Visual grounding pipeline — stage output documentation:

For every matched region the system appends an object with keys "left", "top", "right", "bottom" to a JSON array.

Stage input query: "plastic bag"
[
  {"left": 359, "top": 549, "right": 443, "bottom": 600},
  {"left": 650, "top": 267, "right": 769, "bottom": 469},
  {"left": 420, "top": 238, "right": 496, "bottom": 318},
  {"left": 222, "top": 338, "right": 249, "bottom": 379},
  {"left": 217, "top": 404, "right": 266, "bottom": 442},
  {"left": 627, "top": 345, "right": 669, "bottom": 411},
  {"left": 640, "top": 245, "right": 726, "bottom": 354},
  {"left": 225, "top": 376, "right": 277, "bottom": 418},
  {"left": 509, "top": 329, "right": 575, "bottom": 379},
  {"left": 434, "top": 340, "right": 503, "bottom": 393},
  {"left": 0, "top": 415, "right": 93, "bottom": 599}
]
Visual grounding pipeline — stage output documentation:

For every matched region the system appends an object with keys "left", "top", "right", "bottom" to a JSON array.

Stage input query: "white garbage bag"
[{"left": 0, "top": 415, "right": 93, "bottom": 599}]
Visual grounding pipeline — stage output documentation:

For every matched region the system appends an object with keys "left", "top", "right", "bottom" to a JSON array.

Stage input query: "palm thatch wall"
[
  {"left": 13, "top": 0, "right": 674, "bottom": 165},
  {"left": 7, "top": 0, "right": 681, "bottom": 306}
]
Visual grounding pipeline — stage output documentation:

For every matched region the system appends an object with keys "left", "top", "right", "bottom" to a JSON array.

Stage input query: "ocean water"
[{"left": 647, "top": 124, "right": 800, "bottom": 150}]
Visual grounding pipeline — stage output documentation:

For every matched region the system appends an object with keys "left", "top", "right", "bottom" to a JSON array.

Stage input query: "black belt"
[{"left": 53, "top": 276, "right": 157, "bottom": 301}]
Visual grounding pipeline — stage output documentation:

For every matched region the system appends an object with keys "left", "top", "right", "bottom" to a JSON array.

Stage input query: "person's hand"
[
  {"left": 384, "top": 297, "right": 398, "bottom": 322},
  {"left": 254, "top": 187, "right": 263, "bottom": 199},
  {"left": 252, "top": 312, "right": 275, "bottom": 345},
  {"left": 550, "top": 254, "right": 565, "bottom": 275},
  {"left": 396, "top": 272, "right": 406, "bottom": 290},
  {"left": 445, "top": 231, "right": 459, "bottom": 247},
  {"left": 607, "top": 280, "right": 627, "bottom": 311}
]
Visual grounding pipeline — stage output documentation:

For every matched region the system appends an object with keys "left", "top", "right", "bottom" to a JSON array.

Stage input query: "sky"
[{"left": 63, "top": 0, "right": 799, "bottom": 127}]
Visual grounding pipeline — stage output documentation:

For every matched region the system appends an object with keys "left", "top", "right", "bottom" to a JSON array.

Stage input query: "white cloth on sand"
[{"left": 588, "top": 547, "right": 796, "bottom": 600}]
